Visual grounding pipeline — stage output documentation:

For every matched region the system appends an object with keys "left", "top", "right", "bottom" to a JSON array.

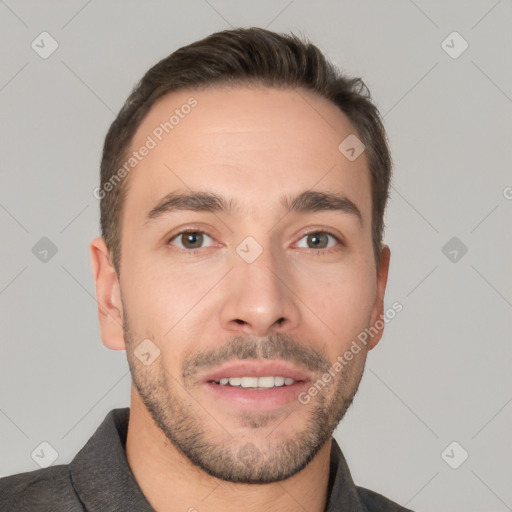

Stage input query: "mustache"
[{"left": 182, "top": 332, "right": 332, "bottom": 378}]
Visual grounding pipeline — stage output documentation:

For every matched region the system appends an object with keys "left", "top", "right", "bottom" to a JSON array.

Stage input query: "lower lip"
[{"left": 204, "top": 381, "right": 308, "bottom": 410}]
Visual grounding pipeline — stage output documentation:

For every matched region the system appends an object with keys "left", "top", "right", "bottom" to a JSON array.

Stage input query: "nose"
[{"left": 219, "top": 241, "right": 301, "bottom": 337}]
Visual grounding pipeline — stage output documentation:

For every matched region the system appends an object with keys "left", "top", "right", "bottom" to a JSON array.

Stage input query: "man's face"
[{"left": 105, "top": 85, "right": 389, "bottom": 483}]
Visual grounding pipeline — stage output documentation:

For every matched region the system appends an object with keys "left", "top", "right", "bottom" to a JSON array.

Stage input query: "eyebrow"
[{"left": 145, "top": 189, "right": 363, "bottom": 226}]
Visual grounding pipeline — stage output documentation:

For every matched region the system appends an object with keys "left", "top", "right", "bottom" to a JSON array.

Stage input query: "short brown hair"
[{"left": 99, "top": 27, "right": 392, "bottom": 275}]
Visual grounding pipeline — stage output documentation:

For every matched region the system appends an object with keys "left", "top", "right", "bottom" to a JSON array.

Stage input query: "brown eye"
[
  {"left": 306, "top": 232, "right": 329, "bottom": 249},
  {"left": 169, "top": 231, "right": 213, "bottom": 250},
  {"left": 295, "top": 231, "right": 340, "bottom": 251}
]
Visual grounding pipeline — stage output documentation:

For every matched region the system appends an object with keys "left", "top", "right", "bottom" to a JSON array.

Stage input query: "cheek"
[
  {"left": 120, "top": 252, "right": 171, "bottom": 337},
  {"left": 295, "top": 262, "right": 376, "bottom": 350},
  {"left": 122, "top": 251, "right": 222, "bottom": 341}
]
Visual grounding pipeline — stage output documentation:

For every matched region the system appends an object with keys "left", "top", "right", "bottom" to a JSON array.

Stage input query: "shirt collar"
[
  {"left": 325, "top": 436, "right": 367, "bottom": 511},
  {"left": 69, "top": 407, "right": 365, "bottom": 512},
  {"left": 69, "top": 408, "right": 154, "bottom": 511}
]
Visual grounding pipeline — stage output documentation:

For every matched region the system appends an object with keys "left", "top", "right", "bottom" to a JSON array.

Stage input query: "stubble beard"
[{"left": 124, "top": 316, "right": 365, "bottom": 484}]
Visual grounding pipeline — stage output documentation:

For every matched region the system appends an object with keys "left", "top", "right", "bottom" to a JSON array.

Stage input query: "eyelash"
[{"left": 167, "top": 228, "right": 343, "bottom": 256}]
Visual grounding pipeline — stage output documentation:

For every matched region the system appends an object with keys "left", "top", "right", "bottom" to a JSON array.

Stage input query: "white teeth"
[
  {"left": 257, "top": 376, "right": 276, "bottom": 388},
  {"left": 240, "top": 377, "right": 259, "bottom": 388},
  {"left": 274, "top": 376, "right": 285, "bottom": 386},
  {"left": 216, "top": 376, "right": 296, "bottom": 388}
]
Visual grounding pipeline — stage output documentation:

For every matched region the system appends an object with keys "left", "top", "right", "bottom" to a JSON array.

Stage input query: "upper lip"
[{"left": 199, "top": 360, "right": 313, "bottom": 384}]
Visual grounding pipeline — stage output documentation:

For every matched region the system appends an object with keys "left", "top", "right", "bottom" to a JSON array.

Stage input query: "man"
[{"left": 0, "top": 27, "right": 412, "bottom": 511}]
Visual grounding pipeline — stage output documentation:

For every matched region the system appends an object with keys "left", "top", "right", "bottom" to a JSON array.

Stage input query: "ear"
[
  {"left": 90, "top": 237, "right": 126, "bottom": 350},
  {"left": 367, "top": 244, "right": 391, "bottom": 350}
]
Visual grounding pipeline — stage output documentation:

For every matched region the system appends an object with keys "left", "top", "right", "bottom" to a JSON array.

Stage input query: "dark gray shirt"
[{"left": 0, "top": 408, "right": 413, "bottom": 511}]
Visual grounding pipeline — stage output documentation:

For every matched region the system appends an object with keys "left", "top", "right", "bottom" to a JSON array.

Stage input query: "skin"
[{"left": 90, "top": 85, "right": 391, "bottom": 512}]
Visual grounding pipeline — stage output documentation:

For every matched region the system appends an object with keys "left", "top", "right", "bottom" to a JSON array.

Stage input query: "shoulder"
[
  {"left": 357, "top": 485, "right": 415, "bottom": 512},
  {"left": 0, "top": 465, "right": 84, "bottom": 512}
]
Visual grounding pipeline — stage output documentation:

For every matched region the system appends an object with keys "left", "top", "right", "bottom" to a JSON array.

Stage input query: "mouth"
[
  {"left": 212, "top": 375, "right": 297, "bottom": 389},
  {"left": 199, "top": 360, "right": 312, "bottom": 411}
]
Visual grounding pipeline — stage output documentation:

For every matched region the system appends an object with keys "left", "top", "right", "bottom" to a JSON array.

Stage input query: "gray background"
[{"left": 1, "top": 1, "right": 511, "bottom": 510}]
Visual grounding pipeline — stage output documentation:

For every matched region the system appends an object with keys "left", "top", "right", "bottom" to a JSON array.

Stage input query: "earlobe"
[
  {"left": 367, "top": 244, "right": 391, "bottom": 350},
  {"left": 90, "top": 237, "right": 126, "bottom": 351}
]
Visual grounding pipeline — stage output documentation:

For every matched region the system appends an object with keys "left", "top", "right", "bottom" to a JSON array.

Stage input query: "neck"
[{"left": 126, "top": 388, "right": 332, "bottom": 512}]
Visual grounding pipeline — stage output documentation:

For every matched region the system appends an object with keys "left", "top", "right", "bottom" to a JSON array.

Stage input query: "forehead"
[{"left": 124, "top": 85, "right": 371, "bottom": 223}]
